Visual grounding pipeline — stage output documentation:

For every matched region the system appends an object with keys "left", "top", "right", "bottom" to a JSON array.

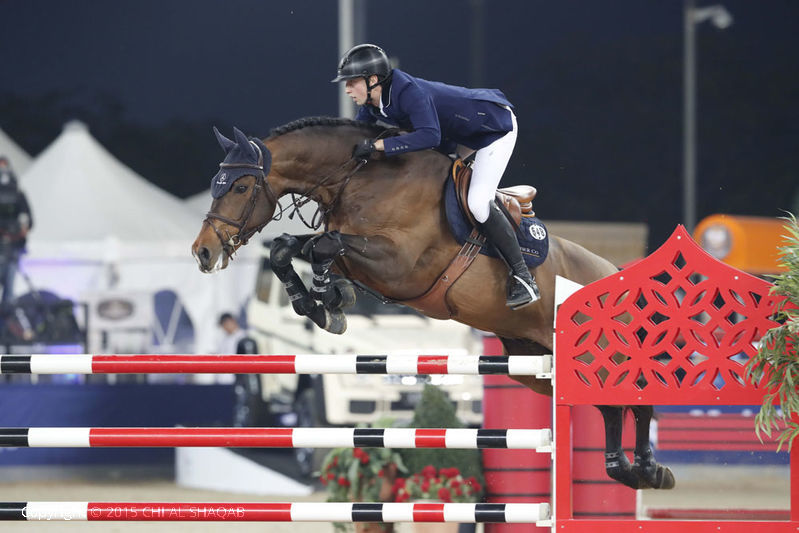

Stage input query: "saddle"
[
  {"left": 452, "top": 159, "right": 537, "bottom": 227},
  {"left": 401, "top": 159, "right": 540, "bottom": 319}
]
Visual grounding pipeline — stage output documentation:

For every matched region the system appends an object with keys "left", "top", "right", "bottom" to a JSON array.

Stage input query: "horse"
[{"left": 192, "top": 117, "right": 675, "bottom": 490}]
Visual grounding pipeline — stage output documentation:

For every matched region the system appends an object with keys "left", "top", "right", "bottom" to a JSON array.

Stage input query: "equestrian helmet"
[{"left": 331, "top": 44, "right": 391, "bottom": 83}]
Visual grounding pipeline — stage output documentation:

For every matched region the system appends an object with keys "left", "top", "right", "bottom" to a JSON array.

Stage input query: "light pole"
[
  {"left": 337, "top": 0, "right": 366, "bottom": 118},
  {"left": 683, "top": 1, "right": 732, "bottom": 232}
]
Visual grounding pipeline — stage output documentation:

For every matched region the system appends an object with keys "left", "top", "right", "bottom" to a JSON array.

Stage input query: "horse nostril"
[{"left": 199, "top": 246, "right": 211, "bottom": 263}]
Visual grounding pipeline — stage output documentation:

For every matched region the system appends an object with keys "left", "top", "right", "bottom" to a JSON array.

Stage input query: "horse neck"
[{"left": 266, "top": 128, "right": 364, "bottom": 207}]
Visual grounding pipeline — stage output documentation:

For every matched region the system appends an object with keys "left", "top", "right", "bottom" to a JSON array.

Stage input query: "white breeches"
[{"left": 463, "top": 108, "right": 518, "bottom": 223}]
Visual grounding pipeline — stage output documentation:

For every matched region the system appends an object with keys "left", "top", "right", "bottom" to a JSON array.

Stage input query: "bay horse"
[{"left": 191, "top": 117, "right": 675, "bottom": 490}]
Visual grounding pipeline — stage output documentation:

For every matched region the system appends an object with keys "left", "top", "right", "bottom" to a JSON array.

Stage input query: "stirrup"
[{"left": 507, "top": 275, "right": 540, "bottom": 310}]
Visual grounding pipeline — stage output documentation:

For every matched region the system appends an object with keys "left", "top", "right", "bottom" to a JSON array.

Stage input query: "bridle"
[
  {"left": 203, "top": 140, "right": 278, "bottom": 259},
  {"left": 203, "top": 130, "right": 385, "bottom": 260}
]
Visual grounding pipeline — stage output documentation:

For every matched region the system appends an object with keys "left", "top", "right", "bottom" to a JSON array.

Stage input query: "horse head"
[{"left": 192, "top": 126, "right": 278, "bottom": 272}]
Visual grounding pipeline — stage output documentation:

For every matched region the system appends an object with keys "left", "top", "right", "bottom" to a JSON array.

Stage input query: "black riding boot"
[{"left": 480, "top": 202, "right": 541, "bottom": 309}]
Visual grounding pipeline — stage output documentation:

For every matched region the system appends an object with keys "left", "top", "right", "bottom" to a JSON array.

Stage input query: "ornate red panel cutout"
[{"left": 555, "top": 225, "right": 783, "bottom": 405}]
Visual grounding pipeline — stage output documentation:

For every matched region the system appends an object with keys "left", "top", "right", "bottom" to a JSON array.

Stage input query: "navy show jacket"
[{"left": 355, "top": 69, "right": 514, "bottom": 156}]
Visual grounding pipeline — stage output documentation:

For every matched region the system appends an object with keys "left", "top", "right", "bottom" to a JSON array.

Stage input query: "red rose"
[
  {"left": 327, "top": 472, "right": 335, "bottom": 480},
  {"left": 360, "top": 454, "right": 370, "bottom": 465},
  {"left": 466, "top": 477, "right": 482, "bottom": 493},
  {"left": 337, "top": 477, "right": 351, "bottom": 487},
  {"left": 437, "top": 487, "right": 452, "bottom": 502},
  {"left": 421, "top": 479, "right": 431, "bottom": 493},
  {"left": 392, "top": 478, "right": 406, "bottom": 491},
  {"left": 422, "top": 465, "right": 437, "bottom": 479},
  {"left": 353, "top": 448, "right": 363, "bottom": 458}
]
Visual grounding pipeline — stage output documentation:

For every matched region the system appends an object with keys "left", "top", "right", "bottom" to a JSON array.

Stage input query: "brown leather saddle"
[
  {"left": 452, "top": 158, "right": 537, "bottom": 227},
  {"left": 400, "top": 159, "right": 537, "bottom": 319}
]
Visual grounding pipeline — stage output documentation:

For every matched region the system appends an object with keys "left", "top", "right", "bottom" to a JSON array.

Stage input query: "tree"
[{"left": 748, "top": 213, "right": 799, "bottom": 450}]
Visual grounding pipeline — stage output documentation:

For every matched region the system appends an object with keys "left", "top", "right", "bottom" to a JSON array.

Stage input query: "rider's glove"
[{"left": 352, "top": 138, "right": 376, "bottom": 161}]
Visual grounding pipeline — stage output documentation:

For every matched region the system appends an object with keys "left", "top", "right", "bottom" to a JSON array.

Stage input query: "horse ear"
[
  {"left": 232, "top": 127, "right": 257, "bottom": 159},
  {"left": 213, "top": 126, "right": 236, "bottom": 153}
]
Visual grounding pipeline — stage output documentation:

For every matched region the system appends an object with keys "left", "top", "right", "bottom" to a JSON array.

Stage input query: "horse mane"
[{"left": 267, "top": 116, "right": 388, "bottom": 139}]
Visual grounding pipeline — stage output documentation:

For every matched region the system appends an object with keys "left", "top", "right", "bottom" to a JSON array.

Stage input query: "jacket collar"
[{"left": 381, "top": 75, "right": 393, "bottom": 110}]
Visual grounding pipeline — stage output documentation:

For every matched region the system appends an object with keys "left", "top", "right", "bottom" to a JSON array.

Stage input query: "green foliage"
[
  {"left": 399, "top": 385, "right": 484, "bottom": 493},
  {"left": 747, "top": 213, "right": 799, "bottom": 450}
]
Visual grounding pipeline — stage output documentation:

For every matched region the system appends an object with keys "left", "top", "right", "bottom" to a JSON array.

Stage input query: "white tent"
[
  {"left": 19, "top": 121, "right": 257, "bottom": 353},
  {"left": 185, "top": 190, "right": 212, "bottom": 217},
  {"left": 0, "top": 127, "right": 33, "bottom": 174}
]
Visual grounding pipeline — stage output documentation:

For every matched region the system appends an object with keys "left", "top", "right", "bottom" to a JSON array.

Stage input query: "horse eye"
[{"left": 235, "top": 184, "right": 248, "bottom": 193}]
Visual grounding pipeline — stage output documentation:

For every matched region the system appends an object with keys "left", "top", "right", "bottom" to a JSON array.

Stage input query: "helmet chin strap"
[
  {"left": 366, "top": 75, "right": 387, "bottom": 107},
  {"left": 365, "top": 76, "right": 377, "bottom": 106}
]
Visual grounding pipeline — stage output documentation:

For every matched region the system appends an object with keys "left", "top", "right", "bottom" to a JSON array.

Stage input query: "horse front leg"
[
  {"left": 270, "top": 233, "right": 347, "bottom": 334},
  {"left": 596, "top": 405, "right": 640, "bottom": 489},
  {"left": 302, "top": 231, "right": 356, "bottom": 311},
  {"left": 631, "top": 405, "right": 676, "bottom": 489}
]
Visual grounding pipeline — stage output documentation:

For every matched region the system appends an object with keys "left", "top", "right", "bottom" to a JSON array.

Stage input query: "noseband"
[{"left": 203, "top": 140, "right": 278, "bottom": 259}]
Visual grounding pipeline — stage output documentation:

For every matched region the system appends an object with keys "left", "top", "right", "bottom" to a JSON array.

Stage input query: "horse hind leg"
[
  {"left": 631, "top": 405, "right": 676, "bottom": 489},
  {"left": 597, "top": 406, "right": 641, "bottom": 489}
]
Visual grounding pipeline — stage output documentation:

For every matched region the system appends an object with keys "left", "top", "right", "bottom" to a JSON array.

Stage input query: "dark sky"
[{"left": 1, "top": 0, "right": 797, "bottom": 249}]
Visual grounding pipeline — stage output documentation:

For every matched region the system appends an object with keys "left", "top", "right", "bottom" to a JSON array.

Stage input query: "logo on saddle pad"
[{"left": 528, "top": 221, "right": 547, "bottom": 241}]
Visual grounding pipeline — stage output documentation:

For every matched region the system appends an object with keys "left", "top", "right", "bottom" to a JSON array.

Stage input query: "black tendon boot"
[{"left": 480, "top": 202, "right": 541, "bottom": 309}]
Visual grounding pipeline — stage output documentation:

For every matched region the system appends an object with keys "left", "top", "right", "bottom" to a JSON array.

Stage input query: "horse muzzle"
[{"left": 192, "top": 229, "right": 230, "bottom": 273}]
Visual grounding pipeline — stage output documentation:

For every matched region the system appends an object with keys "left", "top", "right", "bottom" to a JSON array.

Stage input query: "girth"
[{"left": 399, "top": 159, "right": 538, "bottom": 319}]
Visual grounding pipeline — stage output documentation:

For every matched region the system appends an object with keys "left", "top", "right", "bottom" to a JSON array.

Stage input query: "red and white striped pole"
[
  {"left": 0, "top": 427, "right": 552, "bottom": 450},
  {"left": 0, "top": 502, "right": 551, "bottom": 523},
  {"left": 0, "top": 354, "right": 551, "bottom": 376}
]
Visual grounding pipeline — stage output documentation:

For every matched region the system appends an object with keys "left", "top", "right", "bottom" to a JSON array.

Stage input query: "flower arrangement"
[
  {"left": 399, "top": 384, "right": 485, "bottom": 494},
  {"left": 320, "top": 445, "right": 407, "bottom": 503},
  {"left": 393, "top": 465, "right": 483, "bottom": 503}
]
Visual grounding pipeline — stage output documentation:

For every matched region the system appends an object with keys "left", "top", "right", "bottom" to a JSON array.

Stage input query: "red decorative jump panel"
[{"left": 555, "top": 225, "right": 784, "bottom": 405}]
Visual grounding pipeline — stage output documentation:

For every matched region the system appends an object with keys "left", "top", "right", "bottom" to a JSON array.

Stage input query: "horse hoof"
[
  {"left": 655, "top": 466, "right": 676, "bottom": 489},
  {"left": 633, "top": 452, "right": 676, "bottom": 490},
  {"left": 333, "top": 279, "right": 357, "bottom": 309},
  {"left": 324, "top": 309, "right": 347, "bottom": 335}
]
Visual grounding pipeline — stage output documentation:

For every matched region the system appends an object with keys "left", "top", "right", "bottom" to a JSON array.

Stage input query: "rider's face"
[{"left": 345, "top": 78, "right": 368, "bottom": 105}]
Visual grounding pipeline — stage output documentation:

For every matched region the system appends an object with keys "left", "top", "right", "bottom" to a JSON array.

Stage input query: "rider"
[{"left": 332, "top": 44, "right": 540, "bottom": 309}]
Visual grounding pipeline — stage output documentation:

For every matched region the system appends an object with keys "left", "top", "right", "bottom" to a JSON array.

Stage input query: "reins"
[
  {"left": 285, "top": 128, "right": 393, "bottom": 230},
  {"left": 204, "top": 132, "right": 379, "bottom": 260},
  {"left": 286, "top": 158, "right": 366, "bottom": 231}
]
